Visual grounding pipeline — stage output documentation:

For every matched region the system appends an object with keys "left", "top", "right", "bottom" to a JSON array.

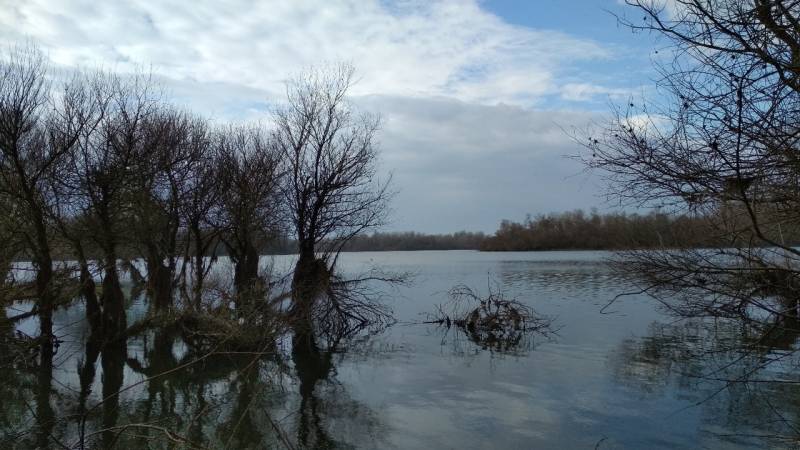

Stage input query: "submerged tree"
[
  {"left": 64, "top": 73, "right": 164, "bottom": 336},
  {"left": 274, "top": 65, "right": 391, "bottom": 330},
  {"left": 0, "top": 45, "right": 104, "bottom": 343},
  {"left": 217, "top": 125, "right": 283, "bottom": 297},
  {"left": 129, "top": 108, "right": 208, "bottom": 309},
  {"left": 585, "top": 0, "right": 800, "bottom": 379}
]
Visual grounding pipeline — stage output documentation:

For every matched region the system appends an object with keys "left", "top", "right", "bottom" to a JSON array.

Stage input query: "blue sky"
[
  {"left": 485, "top": 0, "right": 658, "bottom": 109},
  {"left": 0, "top": 0, "right": 664, "bottom": 233}
]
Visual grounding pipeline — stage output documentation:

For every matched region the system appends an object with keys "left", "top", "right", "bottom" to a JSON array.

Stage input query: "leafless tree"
[
  {"left": 584, "top": 0, "right": 800, "bottom": 378},
  {"left": 216, "top": 124, "right": 283, "bottom": 296},
  {"left": 273, "top": 65, "right": 391, "bottom": 325},
  {"left": 178, "top": 126, "right": 222, "bottom": 309},
  {"left": 0, "top": 45, "right": 104, "bottom": 342},
  {"left": 128, "top": 108, "right": 209, "bottom": 309},
  {"left": 62, "top": 72, "right": 163, "bottom": 336}
]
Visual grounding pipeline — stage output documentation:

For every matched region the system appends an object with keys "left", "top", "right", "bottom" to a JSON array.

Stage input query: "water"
[{"left": 2, "top": 250, "right": 798, "bottom": 449}]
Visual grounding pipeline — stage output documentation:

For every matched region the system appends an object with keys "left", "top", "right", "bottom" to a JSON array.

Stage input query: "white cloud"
[
  {"left": 355, "top": 96, "right": 604, "bottom": 232},
  {"left": 0, "top": 0, "right": 613, "bottom": 106},
  {"left": 560, "top": 82, "right": 634, "bottom": 102},
  {"left": 0, "top": 0, "right": 635, "bottom": 232}
]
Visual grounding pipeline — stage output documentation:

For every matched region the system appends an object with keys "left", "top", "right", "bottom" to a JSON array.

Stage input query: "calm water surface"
[{"left": 3, "top": 250, "right": 797, "bottom": 449}]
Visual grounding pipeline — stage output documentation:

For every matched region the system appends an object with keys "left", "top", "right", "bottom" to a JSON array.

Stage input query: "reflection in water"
[
  {"left": 5, "top": 251, "right": 800, "bottom": 449},
  {"left": 0, "top": 313, "right": 389, "bottom": 448},
  {"left": 35, "top": 341, "right": 55, "bottom": 450},
  {"left": 293, "top": 333, "right": 336, "bottom": 449},
  {"left": 100, "top": 340, "right": 126, "bottom": 449},
  {"left": 77, "top": 336, "right": 100, "bottom": 448},
  {"left": 498, "top": 259, "right": 627, "bottom": 300},
  {"left": 612, "top": 317, "right": 800, "bottom": 447},
  {"left": 0, "top": 310, "right": 31, "bottom": 447}
]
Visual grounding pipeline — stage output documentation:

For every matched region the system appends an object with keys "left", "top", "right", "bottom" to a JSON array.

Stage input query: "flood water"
[{"left": 3, "top": 250, "right": 799, "bottom": 449}]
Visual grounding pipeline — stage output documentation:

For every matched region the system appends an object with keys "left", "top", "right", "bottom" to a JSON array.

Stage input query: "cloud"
[
  {"left": 0, "top": 0, "right": 614, "bottom": 106},
  {"left": 560, "top": 83, "right": 635, "bottom": 102},
  {"left": 355, "top": 96, "right": 605, "bottom": 232},
  {"left": 0, "top": 0, "right": 636, "bottom": 232}
]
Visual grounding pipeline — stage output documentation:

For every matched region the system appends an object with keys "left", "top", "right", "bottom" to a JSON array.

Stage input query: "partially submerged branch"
[{"left": 427, "top": 281, "right": 557, "bottom": 353}]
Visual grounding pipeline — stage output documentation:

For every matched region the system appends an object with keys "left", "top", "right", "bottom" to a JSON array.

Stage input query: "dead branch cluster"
[{"left": 427, "top": 282, "right": 556, "bottom": 353}]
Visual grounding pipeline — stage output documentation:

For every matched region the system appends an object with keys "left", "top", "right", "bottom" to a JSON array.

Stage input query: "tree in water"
[
  {"left": 0, "top": 45, "right": 103, "bottom": 346},
  {"left": 130, "top": 109, "right": 208, "bottom": 310},
  {"left": 274, "top": 64, "right": 392, "bottom": 335},
  {"left": 583, "top": 0, "right": 800, "bottom": 431},
  {"left": 216, "top": 125, "right": 283, "bottom": 297},
  {"left": 179, "top": 126, "right": 223, "bottom": 309},
  {"left": 66, "top": 73, "right": 164, "bottom": 337}
]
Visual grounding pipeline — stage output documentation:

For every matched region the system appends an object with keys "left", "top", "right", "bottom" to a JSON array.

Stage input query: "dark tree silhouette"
[
  {"left": 216, "top": 124, "right": 283, "bottom": 296},
  {"left": 63, "top": 73, "right": 163, "bottom": 336},
  {"left": 584, "top": 0, "right": 800, "bottom": 382},
  {"left": 129, "top": 108, "right": 208, "bottom": 309},
  {"left": 0, "top": 45, "right": 103, "bottom": 343},
  {"left": 274, "top": 65, "right": 391, "bottom": 325}
]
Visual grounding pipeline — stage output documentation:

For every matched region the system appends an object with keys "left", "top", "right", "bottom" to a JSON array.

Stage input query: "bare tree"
[
  {"left": 178, "top": 124, "right": 221, "bottom": 309},
  {"left": 63, "top": 72, "right": 162, "bottom": 336},
  {"left": 129, "top": 108, "right": 208, "bottom": 309},
  {"left": 216, "top": 125, "right": 282, "bottom": 296},
  {"left": 0, "top": 45, "right": 103, "bottom": 342},
  {"left": 584, "top": 0, "right": 800, "bottom": 380},
  {"left": 273, "top": 65, "right": 391, "bottom": 323}
]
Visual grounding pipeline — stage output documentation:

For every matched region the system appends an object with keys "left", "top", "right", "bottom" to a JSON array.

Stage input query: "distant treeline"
[
  {"left": 80, "top": 209, "right": 788, "bottom": 256},
  {"left": 340, "top": 231, "right": 487, "bottom": 251},
  {"left": 254, "top": 231, "right": 487, "bottom": 254},
  {"left": 479, "top": 209, "right": 728, "bottom": 251},
  {"left": 265, "top": 210, "right": 730, "bottom": 253},
  {"left": 259, "top": 210, "right": 724, "bottom": 253}
]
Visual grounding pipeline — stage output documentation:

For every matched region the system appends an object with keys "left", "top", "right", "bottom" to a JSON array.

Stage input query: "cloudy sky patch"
[{"left": 0, "top": 0, "right": 654, "bottom": 232}]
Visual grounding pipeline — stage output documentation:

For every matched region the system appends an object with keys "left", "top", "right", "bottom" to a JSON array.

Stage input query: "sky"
[{"left": 0, "top": 0, "right": 663, "bottom": 233}]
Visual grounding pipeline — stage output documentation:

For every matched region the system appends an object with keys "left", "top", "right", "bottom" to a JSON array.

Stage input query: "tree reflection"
[
  {"left": 100, "top": 339, "right": 127, "bottom": 449},
  {"left": 0, "top": 308, "right": 30, "bottom": 445},
  {"left": 0, "top": 285, "right": 401, "bottom": 449},
  {"left": 35, "top": 341, "right": 55, "bottom": 449},
  {"left": 289, "top": 329, "right": 389, "bottom": 450},
  {"left": 77, "top": 335, "right": 100, "bottom": 448},
  {"left": 611, "top": 317, "right": 800, "bottom": 447},
  {"left": 292, "top": 332, "right": 336, "bottom": 449}
]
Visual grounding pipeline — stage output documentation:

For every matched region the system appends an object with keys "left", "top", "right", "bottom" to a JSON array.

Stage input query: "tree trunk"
[
  {"left": 191, "top": 223, "right": 206, "bottom": 309},
  {"left": 100, "top": 252, "right": 127, "bottom": 338},
  {"left": 148, "top": 258, "right": 173, "bottom": 310},
  {"left": 291, "top": 244, "right": 329, "bottom": 328},
  {"left": 233, "top": 242, "right": 260, "bottom": 295},
  {"left": 34, "top": 253, "right": 54, "bottom": 347}
]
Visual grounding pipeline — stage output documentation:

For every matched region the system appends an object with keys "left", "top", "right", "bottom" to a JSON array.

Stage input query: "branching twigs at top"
[{"left": 578, "top": 0, "right": 800, "bottom": 383}]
